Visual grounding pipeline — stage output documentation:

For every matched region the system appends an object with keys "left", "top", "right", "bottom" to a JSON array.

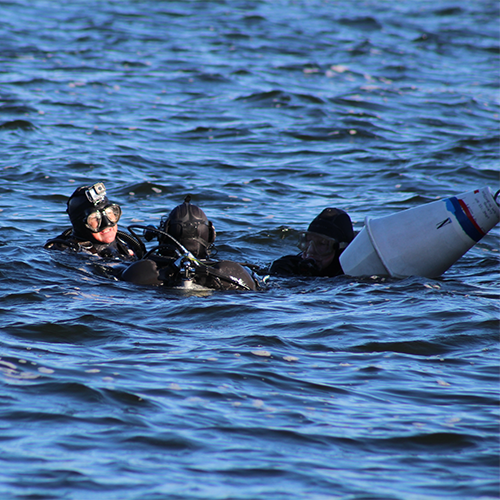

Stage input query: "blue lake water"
[{"left": 0, "top": 1, "right": 499, "bottom": 498}]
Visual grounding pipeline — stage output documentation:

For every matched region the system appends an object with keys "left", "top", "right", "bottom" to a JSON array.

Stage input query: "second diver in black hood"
[{"left": 122, "top": 195, "right": 259, "bottom": 291}]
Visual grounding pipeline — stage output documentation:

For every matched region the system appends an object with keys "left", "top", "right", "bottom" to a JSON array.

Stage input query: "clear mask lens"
[
  {"left": 85, "top": 204, "right": 121, "bottom": 232},
  {"left": 298, "top": 232, "right": 336, "bottom": 256}
]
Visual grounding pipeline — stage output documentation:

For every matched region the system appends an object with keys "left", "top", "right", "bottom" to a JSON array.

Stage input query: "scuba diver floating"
[
  {"left": 44, "top": 182, "right": 144, "bottom": 260},
  {"left": 122, "top": 195, "right": 260, "bottom": 291},
  {"left": 269, "top": 207, "right": 354, "bottom": 277}
]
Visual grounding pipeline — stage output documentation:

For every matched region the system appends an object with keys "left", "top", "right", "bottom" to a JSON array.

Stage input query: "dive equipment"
[
  {"left": 84, "top": 204, "right": 122, "bottom": 232},
  {"left": 85, "top": 182, "right": 107, "bottom": 205},
  {"left": 127, "top": 224, "right": 256, "bottom": 290},
  {"left": 298, "top": 232, "right": 338, "bottom": 256},
  {"left": 340, "top": 187, "right": 500, "bottom": 278}
]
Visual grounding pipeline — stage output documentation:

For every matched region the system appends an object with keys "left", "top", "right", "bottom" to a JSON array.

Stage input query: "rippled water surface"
[{"left": 0, "top": 1, "right": 499, "bottom": 499}]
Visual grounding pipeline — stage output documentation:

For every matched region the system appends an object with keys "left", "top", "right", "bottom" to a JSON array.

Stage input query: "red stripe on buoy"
[{"left": 458, "top": 199, "right": 485, "bottom": 236}]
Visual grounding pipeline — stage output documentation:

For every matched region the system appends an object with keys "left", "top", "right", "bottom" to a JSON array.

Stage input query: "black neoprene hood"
[{"left": 307, "top": 208, "right": 354, "bottom": 244}]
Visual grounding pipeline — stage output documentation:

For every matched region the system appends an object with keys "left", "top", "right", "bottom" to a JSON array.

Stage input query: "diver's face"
[
  {"left": 92, "top": 225, "right": 118, "bottom": 244},
  {"left": 301, "top": 233, "right": 336, "bottom": 270}
]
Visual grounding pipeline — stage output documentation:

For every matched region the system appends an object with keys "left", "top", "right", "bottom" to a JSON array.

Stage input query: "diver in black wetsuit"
[
  {"left": 269, "top": 208, "right": 354, "bottom": 277},
  {"left": 44, "top": 182, "right": 144, "bottom": 260},
  {"left": 122, "top": 196, "right": 259, "bottom": 291}
]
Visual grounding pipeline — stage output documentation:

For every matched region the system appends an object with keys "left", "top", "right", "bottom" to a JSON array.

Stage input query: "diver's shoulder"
[{"left": 44, "top": 228, "right": 81, "bottom": 252}]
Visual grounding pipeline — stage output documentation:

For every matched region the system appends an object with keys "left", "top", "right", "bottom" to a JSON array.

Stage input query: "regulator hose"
[
  {"left": 127, "top": 224, "right": 196, "bottom": 260},
  {"left": 494, "top": 189, "right": 500, "bottom": 207}
]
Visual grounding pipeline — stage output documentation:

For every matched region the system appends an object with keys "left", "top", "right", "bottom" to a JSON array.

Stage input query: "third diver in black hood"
[{"left": 269, "top": 208, "right": 354, "bottom": 277}]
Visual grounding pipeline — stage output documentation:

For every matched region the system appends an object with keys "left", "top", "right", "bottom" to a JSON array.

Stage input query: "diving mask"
[
  {"left": 84, "top": 204, "right": 122, "bottom": 232},
  {"left": 298, "top": 231, "right": 338, "bottom": 257}
]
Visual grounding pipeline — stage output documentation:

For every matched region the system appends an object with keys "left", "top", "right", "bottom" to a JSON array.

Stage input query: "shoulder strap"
[{"left": 116, "top": 230, "right": 146, "bottom": 259}]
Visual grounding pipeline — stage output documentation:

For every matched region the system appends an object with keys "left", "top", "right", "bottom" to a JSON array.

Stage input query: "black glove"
[{"left": 298, "top": 258, "right": 320, "bottom": 275}]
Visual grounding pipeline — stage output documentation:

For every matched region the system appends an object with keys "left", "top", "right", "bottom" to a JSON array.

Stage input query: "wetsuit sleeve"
[
  {"left": 121, "top": 259, "right": 162, "bottom": 285},
  {"left": 269, "top": 254, "right": 322, "bottom": 276}
]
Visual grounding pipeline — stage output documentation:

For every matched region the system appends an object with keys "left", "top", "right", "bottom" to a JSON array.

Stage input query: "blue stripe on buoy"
[{"left": 445, "top": 197, "right": 484, "bottom": 242}]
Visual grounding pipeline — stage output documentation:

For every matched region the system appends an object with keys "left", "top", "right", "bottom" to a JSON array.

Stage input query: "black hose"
[
  {"left": 127, "top": 224, "right": 191, "bottom": 256},
  {"left": 494, "top": 189, "right": 500, "bottom": 207}
]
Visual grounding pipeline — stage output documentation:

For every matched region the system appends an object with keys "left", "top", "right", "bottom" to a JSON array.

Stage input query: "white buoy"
[{"left": 340, "top": 187, "right": 500, "bottom": 278}]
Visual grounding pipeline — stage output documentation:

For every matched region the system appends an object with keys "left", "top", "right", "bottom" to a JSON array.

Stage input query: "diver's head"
[
  {"left": 298, "top": 208, "right": 354, "bottom": 270},
  {"left": 159, "top": 195, "right": 216, "bottom": 258},
  {"left": 66, "top": 182, "right": 122, "bottom": 244}
]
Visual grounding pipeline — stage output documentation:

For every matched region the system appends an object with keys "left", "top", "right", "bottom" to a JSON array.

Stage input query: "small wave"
[
  {"left": 363, "top": 431, "right": 478, "bottom": 452},
  {"left": 121, "top": 432, "right": 203, "bottom": 451},
  {"left": 176, "top": 126, "right": 252, "bottom": 140},
  {"left": 338, "top": 16, "right": 382, "bottom": 31},
  {"left": 0, "top": 119, "right": 36, "bottom": 130},
  {"left": 0, "top": 104, "right": 37, "bottom": 115}
]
